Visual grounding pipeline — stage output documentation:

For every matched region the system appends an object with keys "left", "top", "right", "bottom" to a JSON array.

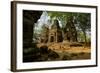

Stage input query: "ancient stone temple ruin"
[
  {"left": 64, "top": 16, "right": 77, "bottom": 42},
  {"left": 39, "top": 17, "right": 77, "bottom": 43},
  {"left": 39, "top": 19, "right": 63, "bottom": 43},
  {"left": 48, "top": 19, "right": 63, "bottom": 43}
]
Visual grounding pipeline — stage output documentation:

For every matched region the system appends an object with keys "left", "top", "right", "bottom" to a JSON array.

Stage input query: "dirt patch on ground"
[
  {"left": 36, "top": 42, "right": 91, "bottom": 60},
  {"left": 37, "top": 42, "right": 91, "bottom": 53},
  {"left": 23, "top": 42, "right": 91, "bottom": 62}
]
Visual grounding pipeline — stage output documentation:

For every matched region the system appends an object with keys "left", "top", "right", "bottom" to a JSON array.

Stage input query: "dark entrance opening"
[{"left": 50, "top": 36, "right": 54, "bottom": 42}]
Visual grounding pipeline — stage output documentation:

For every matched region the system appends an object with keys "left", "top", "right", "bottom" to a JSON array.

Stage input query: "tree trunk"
[{"left": 83, "top": 31, "right": 87, "bottom": 43}]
